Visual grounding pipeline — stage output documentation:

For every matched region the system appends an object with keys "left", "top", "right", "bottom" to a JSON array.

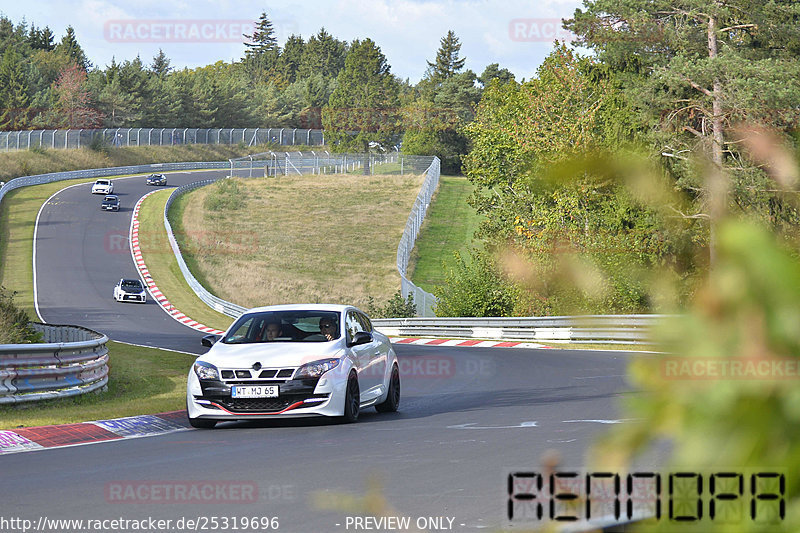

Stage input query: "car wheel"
[
  {"left": 342, "top": 372, "right": 360, "bottom": 423},
  {"left": 188, "top": 417, "right": 217, "bottom": 429},
  {"left": 375, "top": 364, "right": 400, "bottom": 413}
]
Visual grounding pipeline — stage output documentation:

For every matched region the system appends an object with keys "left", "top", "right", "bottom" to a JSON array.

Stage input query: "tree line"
[
  {"left": 0, "top": 13, "right": 511, "bottom": 171},
  {"left": 434, "top": 0, "right": 800, "bottom": 316}
]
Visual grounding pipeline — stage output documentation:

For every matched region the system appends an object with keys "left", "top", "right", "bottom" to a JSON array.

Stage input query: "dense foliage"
[{"left": 0, "top": 287, "right": 41, "bottom": 344}]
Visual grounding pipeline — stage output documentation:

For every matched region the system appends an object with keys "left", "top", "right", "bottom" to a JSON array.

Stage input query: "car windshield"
[
  {"left": 121, "top": 280, "right": 142, "bottom": 289},
  {"left": 96, "top": 180, "right": 109, "bottom": 185},
  {"left": 222, "top": 310, "right": 341, "bottom": 344},
  {"left": 104, "top": 196, "right": 116, "bottom": 201}
]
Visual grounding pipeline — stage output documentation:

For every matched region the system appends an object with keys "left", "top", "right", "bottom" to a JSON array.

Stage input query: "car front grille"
[
  {"left": 123, "top": 294, "right": 144, "bottom": 301},
  {"left": 215, "top": 393, "right": 329, "bottom": 413}
]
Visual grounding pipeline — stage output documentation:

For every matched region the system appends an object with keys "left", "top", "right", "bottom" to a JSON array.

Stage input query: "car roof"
[
  {"left": 104, "top": 195, "right": 118, "bottom": 199},
  {"left": 244, "top": 303, "right": 354, "bottom": 314}
]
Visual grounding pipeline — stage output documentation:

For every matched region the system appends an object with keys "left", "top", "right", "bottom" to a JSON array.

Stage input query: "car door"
[
  {"left": 358, "top": 311, "right": 387, "bottom": 394},
  {"left": 345, "top": 310, "right": 380, "bottom": 401}
]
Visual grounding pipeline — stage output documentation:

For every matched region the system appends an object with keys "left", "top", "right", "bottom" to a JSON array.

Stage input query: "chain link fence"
[
  {"left": 397, "top": 157, "right": 440, "bottom": 316},
  {"left": 228, "top": 151, "right": 430, "bottom": 177},
  {"left": 0, "top": 128, "right": 325, "bottom": 151},
  {"left": 174, "top": 153, "right": 440, "bottom": 318}
]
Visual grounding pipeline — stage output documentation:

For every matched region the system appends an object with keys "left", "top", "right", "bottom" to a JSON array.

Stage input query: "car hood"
[{"left": 201, "top": 340, "right": 345, "bottom": 368}]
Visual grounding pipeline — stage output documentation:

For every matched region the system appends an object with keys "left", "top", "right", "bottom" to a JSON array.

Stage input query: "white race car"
[
  {"left": 91, "top": 179, "right": 114, "bottom": 194},
  {"left": 187, "top": 304, "right": 401, "bottom": 428},
  {"left": 113, "top": 278, "right": 147, "bottom": 303}
]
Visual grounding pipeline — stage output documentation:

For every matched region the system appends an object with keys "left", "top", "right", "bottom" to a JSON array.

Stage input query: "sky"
[{"left": 0, "top": 0, "right": 583, "bottom": 82}]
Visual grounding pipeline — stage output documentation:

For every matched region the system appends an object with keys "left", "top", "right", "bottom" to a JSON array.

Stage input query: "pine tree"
[
  {"left": 243, "top": 11, "right": 279, "bottom": 57},
  {"left": 323, "top": 38, "right": 400, "bottom": 156},
  {"left": 56, "top": 26, "right": 90, "bottom": 70},
  {"left": 299, "top": 28, "right": 347, "bottom": 79},
  {"left": 151, "top": 49, "right": 171, "bottom": 77},
  {"left": 425, "top": 30, "right": 466, "bottom": 84},
  {"left": 0, "top": 47, "right": 30, "bottom": 129}
]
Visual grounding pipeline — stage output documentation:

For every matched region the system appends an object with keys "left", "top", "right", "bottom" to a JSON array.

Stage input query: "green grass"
[
  {"left": 0, "top": 178, "right": 98, "bottom": 317},
  {"left": 0, "top": 341, "right": 196, "bottom": 429},
  {"left": 137, "top": 189, "right": 233, "bottom": 332},
  {"left": 0, "top": 169, "right": 219, "bottom": 427},
  {"left": 408, "top": 175, "right": 484, "bottom": 292}
]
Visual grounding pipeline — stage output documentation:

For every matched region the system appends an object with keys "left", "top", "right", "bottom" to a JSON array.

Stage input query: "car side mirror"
[
  {"left": 349, "top": 331, "right": 373, "bottom": 347},
  {"left": 201, "top": 334, "right": 220, "bottom": 347}
]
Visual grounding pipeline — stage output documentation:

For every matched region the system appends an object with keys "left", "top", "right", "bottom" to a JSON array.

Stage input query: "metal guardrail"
[
  {"left": 163, "top": 180, "right": 248, "bottom": 319},
  {"left": 0, "top": 161, "right": 230, "bottom": 208},
  {"left": 166, "top": 154, "right": 439, "bottom": 320},
  {"left": 398, "top": 157, "right": 440, "bottom": 316},
  {"left": 0, "top": 127, "right": 325, "bottom": 151},
  {"left": 0, "top": 324, "right": 109, "bottom": 404},
  {"left": 372, "top": 315, "right": 667, "bottom": 345}
]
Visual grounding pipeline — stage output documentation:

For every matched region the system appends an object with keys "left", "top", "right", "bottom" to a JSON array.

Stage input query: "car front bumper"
[{"left": 187, "top": 371, "right": 348, "bottom": 420}]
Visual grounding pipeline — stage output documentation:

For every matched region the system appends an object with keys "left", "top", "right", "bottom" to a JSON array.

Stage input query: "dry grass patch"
[{"left": 175, "top": 173, "right": 425, "bottom": 310}]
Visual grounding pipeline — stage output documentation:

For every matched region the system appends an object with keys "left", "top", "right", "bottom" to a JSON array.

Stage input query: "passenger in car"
[
  {"left": 319, "top": 318, "right": 339, "bottom": 341},
  {"left": 265, "top": 322, "right": 283, "bottom": 341}
]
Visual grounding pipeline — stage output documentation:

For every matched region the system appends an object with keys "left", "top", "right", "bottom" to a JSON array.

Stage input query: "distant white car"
[
  {"left": 92, "top": 179, "right": 113, "bottom": 194},
  {"left": 113, "top": 278, "right": 146, "bottom": 303}
]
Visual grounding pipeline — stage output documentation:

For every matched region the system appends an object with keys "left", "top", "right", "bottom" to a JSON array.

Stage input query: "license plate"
[{"left": 232, "top": 385, "right": 279, "bottom": 398}]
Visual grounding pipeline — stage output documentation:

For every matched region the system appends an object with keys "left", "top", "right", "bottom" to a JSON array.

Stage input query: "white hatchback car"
[
  {"left": 187, "top": 304, "right": 400, "bottom": 428},
  {"left": 113, "top": 278, "right": 146, "bottom": 303},
  {"left": 91, "top": 179, "right": 113, "bottom": 194}
]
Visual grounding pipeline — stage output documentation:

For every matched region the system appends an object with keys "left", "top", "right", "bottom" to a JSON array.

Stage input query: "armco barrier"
[
  {"left": 0, "top": 161, "right": 230, "bottom": 208},
  {"left": 163, "top": 180, "right": 248, "bottom": 318},
  {"left": 164, "top": 154, "right": 440, "bottom": 319},
  {"left": 372, "top": 315, "right": 667, "bottom": 345},
  {"left": 0, "top": 324, "right": 109, "bottom": 404}
]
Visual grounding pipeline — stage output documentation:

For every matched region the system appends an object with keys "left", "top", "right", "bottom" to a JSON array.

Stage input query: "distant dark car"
[
  {"left": 146, "top": 173, "right": 167, "bottom": 186},
  {"left": 101, "top": 195, "right": 120, "bottom": 211}
]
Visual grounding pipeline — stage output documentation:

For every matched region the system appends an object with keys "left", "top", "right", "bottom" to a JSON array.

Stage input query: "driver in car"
[{"left": 318, "top": 318, "right": 338, "bottom": 341}]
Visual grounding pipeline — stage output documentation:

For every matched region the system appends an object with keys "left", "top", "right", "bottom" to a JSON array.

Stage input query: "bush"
[
  {"left": 366, "top": 290, "right": 416, "bottom": 318},
  {"left": 433, "top": 248, "right": 518, "bottom": 317},
  {"left": 88, "top": 134, "right": 110, "bottom": 154},
  {"left": 204, "top": 178, "right": 246, "bottom": 211},
  {"left": 0, "top": 287, "right": 42, "bottom": 344}
]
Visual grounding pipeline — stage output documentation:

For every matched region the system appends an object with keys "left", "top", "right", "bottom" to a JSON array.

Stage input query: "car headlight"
[
  {"left": 294, "top": 358, "right": 340, "bottom": 379},
  {"left": 193, "top": 361, "right": 219, "bottom": 380}
]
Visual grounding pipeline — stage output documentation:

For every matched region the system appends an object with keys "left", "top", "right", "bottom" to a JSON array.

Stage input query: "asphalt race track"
[
  {"left": 33, "top": 170, "right": 229, "bottom": 353},
  {"left": 2, "top": 170, "right": 656, "bottom": 532}
]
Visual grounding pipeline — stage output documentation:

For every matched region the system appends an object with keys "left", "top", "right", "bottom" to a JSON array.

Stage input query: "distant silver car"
[
  {"left": 187, "top": 304, "right": 400, "bottom": 428},
  {"left": 146, "top": 173, "right": 167, "bottom": 186},
  {"left": 113, "top": 278, "right": 146, "bottom": 303}
]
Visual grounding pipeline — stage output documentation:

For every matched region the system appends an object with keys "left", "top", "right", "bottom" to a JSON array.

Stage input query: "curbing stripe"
[
  {"left": 388, "top": 337, "right": 549, "bottom": 349},
  {"left": 129, "top": 192, "right": 226, "bottom": 336},
  {"left": 0, "top": 412, "right": 191, "bottom": 455}
]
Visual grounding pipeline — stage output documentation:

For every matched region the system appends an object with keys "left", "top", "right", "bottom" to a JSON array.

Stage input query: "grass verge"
[
  {"left": 137, "top": 189, "right": 232, "bottom": 332},
  {"left": 408, "top": 175, "right": 484, "bottom": 292},
  {"left": 0, "top": 177, "right": 98, "bottom": 317},
  {"left": 0, "top": 341, "right": 196, "bottom": 429}
]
